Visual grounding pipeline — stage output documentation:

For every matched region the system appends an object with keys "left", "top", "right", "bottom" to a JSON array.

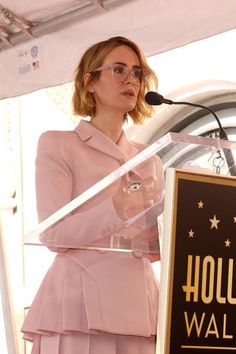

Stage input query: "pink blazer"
[{"left": 22, "top": 120, "right": 163, "bottom": 341}]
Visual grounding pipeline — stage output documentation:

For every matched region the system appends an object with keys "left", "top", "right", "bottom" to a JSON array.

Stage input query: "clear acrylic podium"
[
  {"left": 23, "top": 132, "right": 236, "bottom": 253},
  {"left": 1, "top": 132, "right": 235, "bottom": 354}
]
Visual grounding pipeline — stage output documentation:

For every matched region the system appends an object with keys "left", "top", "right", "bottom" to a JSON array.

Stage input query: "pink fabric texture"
[
  {"left": 21, "top": 120, "right": 163, "bottom": 351},
  {"left": 32, "top": 332, "right": 156, "bottom": 354}
]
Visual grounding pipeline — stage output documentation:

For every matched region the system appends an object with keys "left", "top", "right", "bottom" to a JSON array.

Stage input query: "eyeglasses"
[{"left": 91, "top": 63, "right": 149, "bottom": 85}]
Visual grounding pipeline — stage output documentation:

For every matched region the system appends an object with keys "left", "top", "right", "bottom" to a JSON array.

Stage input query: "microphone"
[
  {"left": 145, "top": 91, "right": 228, "bottom": 139},
  {"left": 145, "top": 91, "right": 173, "bottom": 106},
  {"left": 145, "top": 91, "right": 236, "bottom": 176}
]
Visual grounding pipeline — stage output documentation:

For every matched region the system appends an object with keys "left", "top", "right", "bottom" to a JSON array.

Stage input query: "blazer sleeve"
[{"left": 35, "top": 131, "right": 123, "bottom": 251}]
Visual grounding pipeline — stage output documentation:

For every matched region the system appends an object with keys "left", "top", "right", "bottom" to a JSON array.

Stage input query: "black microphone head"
[{"left": 145, "top": 91, "right": 165, "bottom": 106}]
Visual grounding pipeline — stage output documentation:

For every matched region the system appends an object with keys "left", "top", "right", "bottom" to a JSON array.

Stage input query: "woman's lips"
[{"left": 121, "top": 89, "right": 136, "bottom": 98}]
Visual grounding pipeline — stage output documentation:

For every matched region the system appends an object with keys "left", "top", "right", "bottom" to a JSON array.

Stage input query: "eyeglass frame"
[{"left": 90, "top": 62, "right": 150, "bottom": 85}]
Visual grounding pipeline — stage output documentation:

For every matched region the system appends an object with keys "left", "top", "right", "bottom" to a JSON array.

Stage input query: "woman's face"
[{"left": 91, "top": 45, "right": 141, "bottom": 116}]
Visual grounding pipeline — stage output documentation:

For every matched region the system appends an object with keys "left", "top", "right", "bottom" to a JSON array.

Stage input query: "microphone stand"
[{"left": 145, "top": 92, "right": 236, "bottom": 176}]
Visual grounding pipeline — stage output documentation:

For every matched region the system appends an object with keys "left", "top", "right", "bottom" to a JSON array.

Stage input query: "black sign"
[{"left": 164, "top": 170, "right": 236, "bottom": 353}]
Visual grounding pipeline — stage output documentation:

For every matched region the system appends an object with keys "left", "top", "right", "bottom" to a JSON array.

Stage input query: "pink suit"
[{"left": 22, "top": 120, "right": 163, "bottom": 353}]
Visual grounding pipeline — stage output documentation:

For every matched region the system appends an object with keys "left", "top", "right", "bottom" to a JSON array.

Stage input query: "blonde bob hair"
[{"left": 72, "top": 36, "right": 158, "bottom": 124}]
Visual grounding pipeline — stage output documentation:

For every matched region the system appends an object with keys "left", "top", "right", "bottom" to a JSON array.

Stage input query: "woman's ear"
[{"left": 84, "top": 73, "right": 94, "bottom": 93}]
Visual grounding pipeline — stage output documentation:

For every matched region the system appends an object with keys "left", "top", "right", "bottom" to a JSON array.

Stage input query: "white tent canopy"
[{"left": 0, "top": 0, "right": 236, "bottom": 99}]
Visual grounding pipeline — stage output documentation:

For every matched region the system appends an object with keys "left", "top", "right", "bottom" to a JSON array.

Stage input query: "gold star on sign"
[
  {"left": 225, "top": 239, "right": 231, "bottom": 247},
  {"left": 209, "top": 215, "right": 220, "bottom": 229},
  {"left": 188, "top": 229, "right": 194, "bottom": 238},
  {"left": 198, "top": 201, "right": 204, "bottom": 208}
]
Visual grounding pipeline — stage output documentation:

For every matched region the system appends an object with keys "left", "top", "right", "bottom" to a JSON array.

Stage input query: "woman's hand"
[{"left": 113, "top": 175, "right": 161, "bottom": 221}]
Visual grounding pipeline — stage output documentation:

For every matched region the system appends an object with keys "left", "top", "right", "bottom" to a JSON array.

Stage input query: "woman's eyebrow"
[{"left": 113, "top": 61, "right": 141, "bottom": 68}]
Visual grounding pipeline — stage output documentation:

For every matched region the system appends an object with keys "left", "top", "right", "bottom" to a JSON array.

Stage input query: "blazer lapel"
[
  {"left": 75, "top": 120, "right": 139, "bottom": 163},
  {"left": 117, "top": 130, "right": 140, "bottom": 161}
]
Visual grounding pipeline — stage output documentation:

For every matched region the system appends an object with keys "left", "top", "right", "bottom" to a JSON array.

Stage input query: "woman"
[{"left": 22, "top": 36, "right": 163, "bottom": 354}]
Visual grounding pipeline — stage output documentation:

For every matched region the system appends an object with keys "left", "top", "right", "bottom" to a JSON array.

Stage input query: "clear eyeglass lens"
[{"left": 111, "top": 64, "right": 147, "bottom": 84}]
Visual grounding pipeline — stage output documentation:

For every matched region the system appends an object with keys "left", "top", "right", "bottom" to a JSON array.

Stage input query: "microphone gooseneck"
[
  {"left": 145, "top": 91, "right": 227, "bottom": 139},
  {"left": 145, "top": 91, "right": 236, "bottom": 176}
]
